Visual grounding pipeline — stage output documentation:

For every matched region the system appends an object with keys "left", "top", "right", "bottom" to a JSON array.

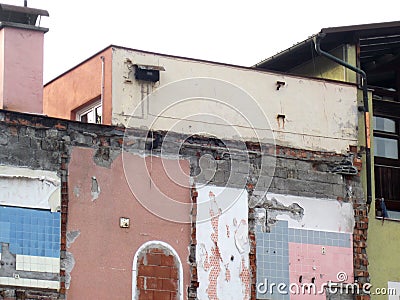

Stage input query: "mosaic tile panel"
[
  {"left": 288, "top": 228, "right": 351, "bottom": 248},
  {"left": 0, "top": 206, "right": 60, "bottom": 258},
  {"left": 256, "top": 220, "right": 290, "bottom": 300}
]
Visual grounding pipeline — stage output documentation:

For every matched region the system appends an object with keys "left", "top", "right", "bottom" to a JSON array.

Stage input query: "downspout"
[
  {"left": 100, "top": 56, "right": 105, "bottom": 124},
  {"left": 314, "top": 33, "right": 373, "bottom": 206}
]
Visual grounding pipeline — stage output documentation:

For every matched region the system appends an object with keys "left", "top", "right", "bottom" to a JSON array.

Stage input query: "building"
[
  {"left": 0, "top": 3, "right": 377, "bottom": 299},
  {"left": 43, "top": 36, "right": 365, "bottom": 300},
  {"left": 255, "top": 21, "right": 400, "bottom": 299}
]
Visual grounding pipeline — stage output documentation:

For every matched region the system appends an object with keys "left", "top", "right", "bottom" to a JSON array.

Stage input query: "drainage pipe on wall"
[
  {"left": 100, "top": 56, "right": 105, "bottom": 124},
  {"left": 314, "top": 33, "right": 373, "bottom": 206}
]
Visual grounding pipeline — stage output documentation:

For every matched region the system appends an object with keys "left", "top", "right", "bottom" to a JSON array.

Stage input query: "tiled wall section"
[
  {"left": 256, "top": 221, "right": 353, "bottom": 300},
  {"left": 16, "top": 255, "right": 60, "bottom": 273},
  {"left": 288, "top": 228, "right": 351, "bottom": 248},
  {"left": 0, "top": 205, "right": 60, "bottom": 257},
  {"left": 256, "top": 221, "right": 290, "bottom": 300},
  {"left": 0, "top": 277, "right": 59, "bottom": 289}
]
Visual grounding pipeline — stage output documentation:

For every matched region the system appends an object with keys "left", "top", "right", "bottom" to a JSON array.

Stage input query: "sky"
[{"left": 2, "top": 0, "right": 400, "bottom": 83}]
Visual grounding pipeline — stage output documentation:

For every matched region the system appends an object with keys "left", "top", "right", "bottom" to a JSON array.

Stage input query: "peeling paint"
[
  {"left": 234, "top": 220, "right": 249, "bottom": 254},
  {"left": 66, "top": 231, "right": 80, "bottom": 249},
  {"left": 253, "top": 194, "right": 304, "bottom": 232},
  {"left": 91, "top": 176, "right": 100, "bottom": 200},
  {"left": 48, "top": 187, "right": 61, "bottom": 212},
  {"left": 63, "top": 231, "right": 80, "bottom": 290},
  {"left": 0, "top": 166, "right": 60, "bottom": 210},
  {"left": 73, "top": 186, "right": 80, "bottom": 198},
  {"left": 196, "top": 186, "right": 250, "bottom": 300},
  {"left": 63, "top": 252, "right": 75, "bottom": 290}
]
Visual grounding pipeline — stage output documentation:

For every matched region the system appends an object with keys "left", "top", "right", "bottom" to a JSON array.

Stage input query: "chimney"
[{"left": 0, "top": 3, "right": 48, "bottom": 114}]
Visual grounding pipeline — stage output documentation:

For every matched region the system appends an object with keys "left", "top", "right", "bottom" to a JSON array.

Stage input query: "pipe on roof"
[{"left": 314, "top": 33, "right": 373, "bottom": 207}]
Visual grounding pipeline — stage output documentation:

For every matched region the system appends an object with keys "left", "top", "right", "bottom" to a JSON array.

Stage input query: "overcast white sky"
[{"left": 3, "top": 0, "right": 400, "bottom": 83}]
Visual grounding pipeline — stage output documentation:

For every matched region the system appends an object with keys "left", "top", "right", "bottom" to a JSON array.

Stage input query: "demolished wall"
[{"left": 0, "top": 110, "right": 366, "bottom": 300}]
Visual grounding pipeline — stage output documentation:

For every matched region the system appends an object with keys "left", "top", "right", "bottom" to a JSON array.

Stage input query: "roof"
[
  {"left": 0, "top": 3, "right": 48, "bottom": 26},
  {"left": 254, "top": 20, "right": 400, "bottom": 73}
]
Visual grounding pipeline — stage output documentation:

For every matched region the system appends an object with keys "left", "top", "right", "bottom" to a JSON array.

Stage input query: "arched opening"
[{"left": 132, "top": 241, "right": 183, "bottom": 300}]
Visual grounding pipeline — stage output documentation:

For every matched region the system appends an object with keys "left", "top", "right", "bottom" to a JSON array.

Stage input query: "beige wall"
[{"left": 111, "top": 47, "right": 358, "bottom": 153}]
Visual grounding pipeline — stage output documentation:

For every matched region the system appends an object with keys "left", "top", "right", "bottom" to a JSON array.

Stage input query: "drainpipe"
[
  {"left": 100, "top": 56, "right": 105, "bottom": 124},
  {"left": 314, "top": 33, "right": 373, "bottom": 206}
]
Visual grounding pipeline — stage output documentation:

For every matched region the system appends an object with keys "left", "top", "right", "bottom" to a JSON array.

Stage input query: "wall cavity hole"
[
  {"left": 311, "top": 277, "right": 316, "bottom": 284},
  {"left": 230, "top": 255, "right": 234, "bottom": 261},
  {"left": 299, "top": 275, "right": 302, "bottom": 283}
]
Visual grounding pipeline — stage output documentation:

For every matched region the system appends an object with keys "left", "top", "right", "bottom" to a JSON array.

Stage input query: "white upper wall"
[{"left": 111, "top": 47, "right": 358, "bottom": 153}]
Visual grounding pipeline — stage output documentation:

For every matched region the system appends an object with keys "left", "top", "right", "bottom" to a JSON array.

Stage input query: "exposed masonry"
[{"left": 0, "top": 110, "right": 367, "bottom": 299}]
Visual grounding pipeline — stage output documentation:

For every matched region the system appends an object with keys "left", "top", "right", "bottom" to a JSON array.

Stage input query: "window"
[
  {"left": 76, "top": 100, "right": 102, "bottom": 124},
  {"left": 373, "top": 115, "right": 400, "bottom": 218}
]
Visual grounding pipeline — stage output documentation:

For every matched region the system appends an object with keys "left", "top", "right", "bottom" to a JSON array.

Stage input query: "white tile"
[
  {"left": 37, "top": 280, "right": 47, "bottom": 288},
  {"left": 16, "top": 261, "right": 23, "bottom": 271},
  {"left": 37, "top": 264, "right": 46, "bottom": 272},
  {"left": 45, "top": 264, "right": 53, "bottom": 273},
  {"left": 31, "top": 256, "right": 38, "bottom": 264},
  {"left": 20, "top": 278, "right": 30, "bottom": 287},
  {"left": 30, "top": 279, "right": 38, "bottom": 288},
  {"left": 8, "top": 277, "right": 16, "bottom": 286},
  {"left": 0, "top": 277, "right": 8, "bottom": 285},
  {"left": 30, "top": 263, "right": 38, "bottom": 272},
  {"left": 49, "top": 281, "right": 60, "bottom": 290},
  {"left": 52, "top": 264, "right": 60, "bottom": 273},
  {"left": 15, "top": 255, "right": 22, "bottom": 264}
]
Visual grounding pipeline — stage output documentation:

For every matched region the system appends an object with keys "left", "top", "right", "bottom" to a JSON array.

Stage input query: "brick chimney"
[{"left": 0, "top": 3, "right": 48, "bottom": 114}]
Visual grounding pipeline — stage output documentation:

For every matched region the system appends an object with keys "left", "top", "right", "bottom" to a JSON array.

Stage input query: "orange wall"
[
  {"left": 43, "top": 48, "right": 112, "bottom": 125},
  {"left": 66, "top": 147, "right": 191, "bottom": 299}
]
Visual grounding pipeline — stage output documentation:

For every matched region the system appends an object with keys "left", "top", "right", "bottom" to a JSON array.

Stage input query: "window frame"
[
  {"left": 373, "top": 95, "right": 400, "bottom": 217},
  {"left": 75, "top": 99, "right": 102, "bottom": 124}
]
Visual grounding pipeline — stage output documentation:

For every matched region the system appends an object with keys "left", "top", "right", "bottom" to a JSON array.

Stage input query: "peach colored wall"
[
  {"left": 0, "top": 27, "right": 44, "bottom": 114},
  {"left": 43, "top": 48, "right": 112, "bottom": 124},
  {"left": 67, "top": 147, "right": 191, "bottom": 299}
]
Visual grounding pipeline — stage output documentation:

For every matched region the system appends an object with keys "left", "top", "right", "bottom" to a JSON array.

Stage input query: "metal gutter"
[{"left": 314, "top": 33, "right": 373, "bottom": 206}]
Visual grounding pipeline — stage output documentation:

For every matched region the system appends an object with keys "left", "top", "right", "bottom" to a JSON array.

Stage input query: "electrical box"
[{"left": 134, "top": 65, "right": 162, "bottom": 82}]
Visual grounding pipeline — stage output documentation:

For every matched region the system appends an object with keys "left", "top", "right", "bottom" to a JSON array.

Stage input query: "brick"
[
  {"left": 146, "top": 277, "right": 160, "bottom": 290},
  {"left": 154, "top": 290, "right": 171, "bottom": 299},
  {"left": 146, "top": 253, "right": 162, "bottom": 266},
  {"left": 138, "top": 290, "right": 153, "bottom": 300},
  {"left": 161, "top": 254, "right": 175, "bottom": 267},
  {"left": 170, "top": 267, "right": 179, "bottom": 279},
  {"left": 149, "top": 248, "right": 165, "bottom": 254},
  {"left": 137, "top": 276, "right": 145, "bottom": 289},
  {"left": 162, "top": 278, "right": 178, "bottom": 291},
  {"left": 138, "top": 265, "right": 155, "bottom": 277},
  {"left": 148, "top": 266, "right": 172, "bottom": 278}
]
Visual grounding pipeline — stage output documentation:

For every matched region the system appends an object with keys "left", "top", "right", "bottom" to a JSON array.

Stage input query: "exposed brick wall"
[
  {"left": 353, "top": 198, "right": 370, "bottom": 300},
  {"left": 188, "top": 187, "right": 198, "bottom": 299},
  {"left": 0, "top": 109, "right": 370, "bottom": 300},
  {"left": 137, "top": 248, "right": 179, "bottom": 300}
]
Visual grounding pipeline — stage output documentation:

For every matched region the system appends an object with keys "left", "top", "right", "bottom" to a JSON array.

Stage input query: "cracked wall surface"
[{"left": 0, "top": 110, "right": 365, "bottom": 300}]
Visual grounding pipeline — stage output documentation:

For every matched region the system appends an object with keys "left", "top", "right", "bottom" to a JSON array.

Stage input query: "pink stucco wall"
[
  {"left": 289, "top": 241, "right": 354, "bottom": 299},
  {"left": 0, "top": 27, "right": 44, "bottom": 114},
  {"left": 67, "top": 147, "right": 191, "bottom": 299}
]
